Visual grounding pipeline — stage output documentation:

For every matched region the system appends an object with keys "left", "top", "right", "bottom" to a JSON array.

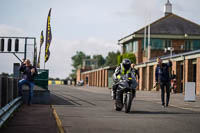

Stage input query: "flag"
[
  {"left": 45, "top": 8, "right": 52, "bottom": 63},
  {"left": 37, "top": 30, "right": 44, "bottom": 68},
  {"left": 34, "top": 45, "right": 37, "bottom": 67}
]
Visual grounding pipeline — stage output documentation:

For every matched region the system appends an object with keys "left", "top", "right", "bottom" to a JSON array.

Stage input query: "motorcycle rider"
[{"left": 112, "top": 58, "right": 132, "bottom": 100}]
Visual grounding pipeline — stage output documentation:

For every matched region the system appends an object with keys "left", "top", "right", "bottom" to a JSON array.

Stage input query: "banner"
[
  {"left": 45, "top": 8, "right": 52, "bottom": 63},
  {"left": 37, "top": 30, "right": 44, "bottom": 68}
]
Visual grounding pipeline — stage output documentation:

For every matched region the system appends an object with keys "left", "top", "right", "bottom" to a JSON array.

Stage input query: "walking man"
[
  {"left": 18, "top": 59, "right": 38, "bottom": 105},
  {"left": 155, "top": 57, "right": 172, "bottom": 107}
]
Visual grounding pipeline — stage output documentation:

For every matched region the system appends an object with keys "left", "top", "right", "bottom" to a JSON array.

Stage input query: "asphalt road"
[{"left": 50, "top": 85, "right": 200, "bottom": 133}]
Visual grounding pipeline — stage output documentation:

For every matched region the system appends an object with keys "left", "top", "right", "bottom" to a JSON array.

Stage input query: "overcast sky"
[{"left": 0, "top": 0, "right": 200, "bottom": 79}]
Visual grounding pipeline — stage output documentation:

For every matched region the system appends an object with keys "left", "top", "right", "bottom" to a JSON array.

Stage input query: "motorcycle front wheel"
[
  {"left": 114, "top": 101, "right": 123, "bottom": 111},
  {"left": 124, "top": 92, "right": 133, "bottom": 113}
]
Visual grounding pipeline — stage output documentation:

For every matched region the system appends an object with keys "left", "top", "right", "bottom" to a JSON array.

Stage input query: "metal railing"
[
  {"left": 0, "top": 97, "right": 22, "bottom": 127},
  {"left": 0, "top": 75, "right": 22, "bottom": 127}
]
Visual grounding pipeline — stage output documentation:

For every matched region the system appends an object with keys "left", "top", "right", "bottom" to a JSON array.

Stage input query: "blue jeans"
[{"left": 18, "top": 79, "right": 34, "bottom": 104}]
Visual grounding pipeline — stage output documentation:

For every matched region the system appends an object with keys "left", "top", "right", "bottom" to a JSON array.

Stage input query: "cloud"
[
  {"left": 115, "top": 0, "right": 163, "bottom": 20},
  {"left": 0, "top": 24, "right": 26, "bottom": 36}
]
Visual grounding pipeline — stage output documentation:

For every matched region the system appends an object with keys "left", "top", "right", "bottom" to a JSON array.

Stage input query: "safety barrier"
[
  {"left": 0, "top": 75, "right": 21, "bottom": 127},
  {"left": 48, "top": 80, "right": 64, "bottom": 85},
  {"left": 0, "top": 97, "right": 22, "bottom": 127}
]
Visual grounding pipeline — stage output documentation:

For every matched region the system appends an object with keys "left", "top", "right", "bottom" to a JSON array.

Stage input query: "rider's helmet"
[{"left": 122, "top": 58, "right": 131, "bottom": 71}]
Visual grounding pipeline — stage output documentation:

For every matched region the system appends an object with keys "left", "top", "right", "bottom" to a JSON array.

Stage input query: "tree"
[
  {"left": 71, "top": 51, "right": 86, "bottom": 70},
  {"left": 69, "top": 73, "right": 76, "bottom": 79},
  {"left": 105, "top": 51, "right": 120, "bottom": 66},
  {"left": 70, "top": 51, "right": 90, "bottom": 79},
  {"left": 93, "top": 55, "right": 105, "bottom": 67},
  {"left": 1, "top": 72, "right": 9, "bottom": 76},
  {"left": 117, "top": 53, "right": 136, "bottom": 65}
]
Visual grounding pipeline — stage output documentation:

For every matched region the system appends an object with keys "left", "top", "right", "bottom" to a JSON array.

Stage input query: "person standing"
[
  {"left": 18, "top": 59, "right": 38, "bottom": 105},
  {"left": 155, "top": 57, "right": 172, "bottom": 107},
  {"left": 131, "top": 63, "right": 140, "bottom": 82}
]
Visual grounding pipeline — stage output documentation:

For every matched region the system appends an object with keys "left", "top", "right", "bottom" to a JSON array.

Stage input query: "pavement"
[
  {"left": 0, "top": 104, "right": 58, "bottom": 133},
  {"left": 136, "top": 90, "right": 200, "bottom": 112},
  {"left": 0, "top": 85, "right": 200, "bottom": 133}
]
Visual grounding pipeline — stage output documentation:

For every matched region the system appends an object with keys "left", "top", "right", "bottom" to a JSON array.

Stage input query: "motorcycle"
[{"left": 113, "top": 73, "right": 138, "bottom": 113}]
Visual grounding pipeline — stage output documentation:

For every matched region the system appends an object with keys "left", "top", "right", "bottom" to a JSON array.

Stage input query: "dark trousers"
[
  {"left": 160, "top": 82, "right": 170, "bottom": 106},
  {"left": 18, "top": 79, "right": 34, "bottom": 104}
]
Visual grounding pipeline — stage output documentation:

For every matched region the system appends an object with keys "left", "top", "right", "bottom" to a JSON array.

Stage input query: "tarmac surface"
[
  {"left": 51, "top": 85, "right": 200, "bottom": 133},
  {"left": 1, "top": 85, "right": 200, "bottom": 133},
  {"left": 0, "top": 104, "right": 58, "bottom": 133}
]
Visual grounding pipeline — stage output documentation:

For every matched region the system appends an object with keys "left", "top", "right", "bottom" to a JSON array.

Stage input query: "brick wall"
[
  {"left": 150, "top": 50, "right": 165, "bottom": 58},
  {"left": 142, "top": 67, "right": 147, "bottom": 90},
  {"left": 139, "top": 68, "right": 143, "bottom": 90},
  {"left": 172, "top": 61, "right": 182, "bottom": 93},
  {"left": 185, "top": 59, "right": 193, "bottom": 82},
  {"left": 172, "top": 40, "right": 184, "bottom": 51},
  {"left": 105, "top": 70, "right": 108, "bottom": 87},
  {"left": 137, "top": 39, "right": 143, "bottom": 64},
  {"left": 146, "top": 66, "right": 151, "bottom": 91},
  {"left": 76, "top": 69, "right": 81, "bottom": 82},
  {"left": 196, "top": 58, "right": 200, "bottom": 95},
  {"left": 146, "top": 66, "right": 155, "bottom": 91},
  {"left": 79, "top": 56, "right": 200, "bottom": 95}
]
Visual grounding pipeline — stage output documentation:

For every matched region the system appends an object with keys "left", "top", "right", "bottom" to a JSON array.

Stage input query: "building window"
[
  {"left": 125, "top": 41, "right": 133, "bottom": 53},
  {"left": 184, "top": 40, "right": 192, "bottom": 51},
  {"left": 133, "top": 41, "right": 138, "bottom": 52},
  {"left": 151, "top": 39, "right": 164, "bottom": 50},
  {"left": 124, "top": 41, "right": 138, "bottom": 53},
  {"left": 164, "top": 40, "right": 172, "bottom": 48},
  {"left": 142, "top": 39, "right": 164, "bottom": 50},
  {"left": 86, "top": 60, "right": 91, "bottom": 66},
  {"left": 192, "top": 40, "right": 200, "bottom": 50}
]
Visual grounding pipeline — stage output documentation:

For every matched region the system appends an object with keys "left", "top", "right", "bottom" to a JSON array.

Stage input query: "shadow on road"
[
  {"left": 129, "top": 110, "right": 193, "bottom": 115},
  {"left": 50, "top": 93, "right": 75, "bottom": 105}
]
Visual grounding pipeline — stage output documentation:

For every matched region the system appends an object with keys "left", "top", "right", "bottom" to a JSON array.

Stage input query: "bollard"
[
  {"left": 8, "top": 78, "right": 14, "bottom": 102},
  {"left": 1, "top": 76, "right": 8, "bottom": 107},
  {"left": 0, "top": 76, "right": 2, "bottom": 108},
  {"left": 13, "top": 78, "right": 19, "bottom": 99}
]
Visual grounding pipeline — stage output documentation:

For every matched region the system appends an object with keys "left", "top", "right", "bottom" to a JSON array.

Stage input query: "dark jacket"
[
  {"left": 19, "top": 64, "right": 38, "bottom": 82},
  {"left": 131, "top": 68, "right": 140, "bottom": 79},
  {"left": 155, "top": 62, "right": 172, "bottom": 83}
]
